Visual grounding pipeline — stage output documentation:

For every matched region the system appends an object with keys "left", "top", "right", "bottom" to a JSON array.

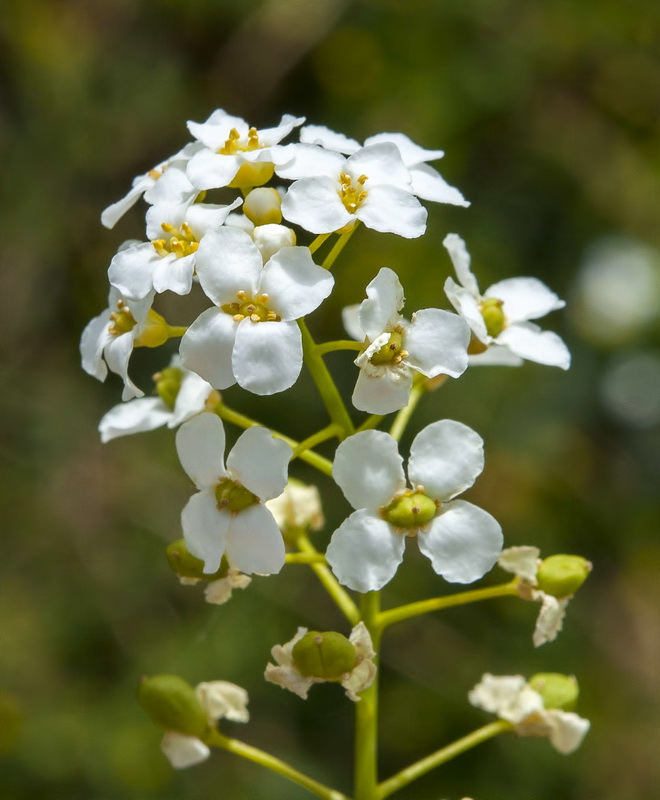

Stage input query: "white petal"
[
  {"left": 443, "top": 233, "right": 480, "bottom": 295},
  {"left": 326, "top": 509, "right": 405, "bottom": 592},
  {"left": 281, "top": 177, "right": 353, "bottom": 233},
  {"left": 275, "top": 144, "right": 346, "bottom": 180},
  {"left": 108, "top": 244, "right": 159, "bottom": 301},
  {"left": 181, "top": 489, "right": 230, "bottom": 574},
  {"left": 486, "top": 277, "right": 565, "bottom": 323},
  {"left": 144, "top": 161, "right": 197, "bottom": 207},
  {"left": 498, "top": 323, "right": 571, "bottom": 369},
  {"left": 161, "top": 732, "right": 210, "bottom": 769},
  {"left": 152, "top": 252, "right": 196, "bottom": 296},
  {"left": 544, "top": 710, "right": 590, "bottom": 754},
  {"left": 342, "top": 304, "right": 364, "bottom": 341},
  {"left": 469, "top": 674, "right": 544, "bottom": 723},
  {"left": 186, "top": 150, "right": 241, "bottom": 190},
  {"left": 408, "top": 420, "right": 485, "bottom": 501},
  {"left": 80, "top": 310, "right": 112, "bottom": 380},
  {"left": 99, "top": 397, "right": 171, "bottom": 442},
  {"left": 347, "top": 143, "right": 411, "bottom": 190},
  {"left": 409, "top": 164, "right": 469, "bottom": 206},
  {"left": 195, "top": 680, "right": 249, "bottom": 723},
  {"left": 187, "top": 109, "right": 247, "bottom": 148},
  {"left": 468, "top": 345, "right": 524, "bottom": 367},
  {"left": 194, "top": 228, "right": 262, "bottom": 306},
  {"left": 175, "top": 413, "right": 227, "bottom": 490},
  {"left": 169, "top": 372, "right": 214, "bottom": 427},
  {"left": 363, "top": 132, "right": 445, "bottom": 165},
  {"left": 185, "top": 198, "right": 243, "bottom": 239},
  {"left": 233, "top": 320, "right": 302, "bottom": 395},
  {"left": 418, "top": 500, "right": 503, "bottom": 583},
  {"left": 404, "top": 309, "right": 470, "bottom": 378},
  {"left": 227, "top": 427, "right": 291, "bottom": 500},
  {"left": 101, "top": 173, "right": 155, "bottom": 229},
  {"left": 300, "top": 125, "right": 361, "bottom": 154},
  {"left": 356, "top": 185, "right": 427, "bottom": 238},
  {"left": 333, "top": 430, "right": 406, "bottom": 510},
  {"left": 225, "top": 504, "right": 285, "bottom": 575},
  {"left": 260, "top": 247, "right": 334, "bottom": 321},
  {"left": 444, "top": 277, "right": 488, "bottom": 340},
  {"left": 498, "top": 546, "right": 540, "bottom": 582},
  {"left": 257, "top": 114, "right": 305, "bottom": 146},
  {"left": 533, "top": 595, "right": 570, "bottom": 647},
  {"left": 104, "top": 333, "right": 142, "bottom": 400},
  {"left": 352, "top": 369, "right": 413, "bottom": 415},
  {"left": 358, "top": 267, "right": 404, "bottom": 340},
  {"left": 180, "top": 308, "right": 238, "bottom": 390}
]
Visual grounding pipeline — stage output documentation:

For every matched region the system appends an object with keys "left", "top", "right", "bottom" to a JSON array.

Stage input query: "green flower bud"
[
  {"left": 536, "top": 554, "right": 591, "bottom": 598},
  {"left": 292, "top": 631, "right": 358, "bottom": 680},
  {"left": 480, "top": 297, "right": 506, "bottom": 338},
  {"left": 370, "top": 331, "right": 404, "bottom": 365},
  {"left": 155, "top": 367, "right": 184, "bottom": 410},
  {"left": 529, "top": 673, "right": 579, "bottom": 711},
  {"left": 215, "top": 479, "right": 259, "bottom": 513},
  {"left": 137, "top": 675, "right": 208, "bottom": 737},
  {"left": 165, "top": 539, "right": 225, "bottom": 580},
  {"left": 384, "top": 492, "right": 437, "bottom": 528}
]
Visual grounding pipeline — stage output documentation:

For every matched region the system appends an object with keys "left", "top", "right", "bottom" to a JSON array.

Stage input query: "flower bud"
[
  {"left": 166, "top": 539, "right": 225, "bottom": 580},
  {"left": 384, "top": 492, "right": 437, "bottom": 528},
  {"left": 138, "top": 675, "right": 208, "bottom": 737},
  {"left": 292, "top": 631, "right": 358, "bottom": 680},
  {"left": 536, "top": 555, "right": 591, "bottom": 598},
  {"left": 253, "top": 224, "right": 296, "bottom": 263},
  {"left": 155, "top": 367, "right": 184, "bottom": 410},
  {"left": 243, "top": 188, "right": 282, "bottom": 225},
  {"left": 529, "top": 673, "right": 579, "bottom": 711}
]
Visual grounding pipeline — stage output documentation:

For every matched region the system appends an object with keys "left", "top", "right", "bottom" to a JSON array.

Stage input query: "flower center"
[
  {"left": 292, "top": 631, "right": 358, "bottom": 680},
  {"left": 383, "top": 490, "right": 438, "bottom": 529},
  {"left": 218, "top": 127, "right": 262, "bottom": 155},
  {"left": 152, "top": 222, "right": 199, "bottom": 258},
  {"left": 221, "top": 290, "right": 281, "bottom": 323},
  {"left": 338, "top": 171, "right": 368, "bottom": 214},
  {"left": 154, "top": 366, "right": 184, "bottom": 410},
  {"left": 214, "top": 479, "right": 259, "bottom": 513},
  {"left": 369, "top": 329, "right": 407, "bottom": 365},
  {"left": 109, "top": 301, "right": 137, "bottom": 336},
  {"left": 480, "top": 297, "right": 506, "bottom": 338}
]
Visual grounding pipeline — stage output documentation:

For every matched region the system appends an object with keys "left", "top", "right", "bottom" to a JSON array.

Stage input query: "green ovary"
[
  {"left": 215, "top": 479, "right": 259, "bottom": 513},
  {"left": 384, "top": 491, "right": 437, "bottom": 528},
  {"left": 480, "top": 297, "right": 506, "bottom": 337},
  {"left": 370, "top": 330, "right": 404, "bottom": 365}
]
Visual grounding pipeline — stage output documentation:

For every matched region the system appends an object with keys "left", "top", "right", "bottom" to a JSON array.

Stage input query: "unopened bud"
[
  {"left": 138, "top": 675, "right": 208, "bottom": 736},
  {"left": 243, "top": 188, "right": 282, "bottom": 225},
  {"left": 166, "top": 539, "right": 225, "bottom": 580},
  {"left": 155, "top": 367, "right": 184, "bottom": 410},
  {"left": 292, "top": 631, "right": 358, "bottom": 680},
  {"left": 536, "top": 555, "right": 591, "bottom": 598},
  {"left": 253, "top": 224, "right": 296, "bottom": 263},
  {"left": 529, "top": 673, "right": 579, "bottom": 711}
]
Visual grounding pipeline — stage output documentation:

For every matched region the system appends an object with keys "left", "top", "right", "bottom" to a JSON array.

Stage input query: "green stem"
[
  {"left": 207, "top": 730, "right": 349, "bottom": 800},
  {"left": 388, "top": 383, "right": 425, "bottom": 442},
  {"left": 309, "top": 233, "right": 332, "bottom": 255},
  {"left": 214, "top": 403, "right": 333, "bottom": 477},
  {"left": 322, "top": 225, "right": 358, "bottom": 271},
  {"left": 166, "top": 325, "right": 188, "bottom": 338},
  {"left": 354, "top": 591, "right": 381, "bottom": 800},
  {"left": 285, "top": 552, "right": 327, "bottom": 565},
  {"left": 315, "top": 339, "right": 364, "bottom": 357},
  {"left": 377, "top": 581, "right": 520, "bottom": 631},
  {"left": 292, "top": 423, "right": 340, "bottom": 459},
  {"left": 299, "top": 320, "right": 355, "bottom": 439},
  {"left": 296, "top": 535, "right": 360, "bottom": 626},
  {"left": 356, "top": 414, "right": 384, "bottom": 433},
  {"left": 376, "top": 720, "right": 513, "bottom": 799}
]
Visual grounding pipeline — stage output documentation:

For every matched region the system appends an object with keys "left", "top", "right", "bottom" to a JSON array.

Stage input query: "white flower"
[
  {"left": 265, "top": 622, "right": 376, "bottom": 702},
  {"left": 176, "top": 413, "right": 291, "bottom": 575},
  {"left": 161, "top": 680, "right": 249, "bottom": 769},
  {"left": 325, "top": 421, "right": 503, "bottom": 592},
  {"left": 80, "top": 288, "right": 169, "bottom": 400},
  {"left": 186, "top": 110, "right": 304, "bottom": 190},
  {"left": 346, "top": 267, "right": 470, "bottom": 414},
  {"left": 266, "top": 480, "right": 324, "bottom": 532},
  {"left": 300, "top": 124, "right": 469, "bottom": 207},
  {"left": 108, "top": 197, "right": 242, "bottom": 301},
  {"left": 180, "top": 227, "right": 334, "bottom": 395},
  {"left": 101, "top": 145, "right": 200, "bottom": 229},
  {"left": 98, "top": 359, "right": 215, "bottom": 442},
  {"left": 278, "top": 142, "right": 427, "bottom": 238},
  {"left": 443, "top": 233, "right": 571, "bottom": 369},
  {"left": 469, "top": 674, "right": 590, "bottom": 754}
]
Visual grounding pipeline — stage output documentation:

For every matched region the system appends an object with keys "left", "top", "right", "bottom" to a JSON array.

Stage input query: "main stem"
[{"left": 354, "top": 591, "right": 381, "bottom": 800}]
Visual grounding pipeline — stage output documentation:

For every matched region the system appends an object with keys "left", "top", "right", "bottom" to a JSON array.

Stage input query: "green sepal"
[
  {"left": 138, "top": 675, "right": 208, "bottom": 736},
  {"left": 165, "top": 539, "right": 225, "bottom": 580}
]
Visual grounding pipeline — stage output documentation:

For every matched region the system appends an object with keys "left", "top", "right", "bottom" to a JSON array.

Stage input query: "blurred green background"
[{"left": 1, "top": 1, "right": 659, "bottom": 798}]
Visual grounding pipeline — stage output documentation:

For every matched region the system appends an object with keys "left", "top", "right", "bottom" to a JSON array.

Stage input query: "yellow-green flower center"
[
  {"left": 480, "top": 297, "right": 506, "bottom": 338},
  {"left": 370, "top": 330, "right": 406, "bottom": 365},
  {"left": 384, "top": 491, "right": 438, "bottom": 529},
  {"left": 221, "top": 290, "right": 281, "bottom": 323},
  {"left": 215, "top": 479, "right": 259, "bottom": 513},
  {"left": 339, "top": 171, "right": 368, "bottom": 214},
  {"left": 109, "top": 301, "right": 137, "bottom": 336},
  {"left": 218, "top": 127, "right": 261, "bottom": 155},
  {"left": 155, "top": 366, "right": 184, "bottom": 410},
  {"left": 292, "top": 631, "right": 358, "bottom": 680},
  {"left": 152, "top": 222, "right": 199, "bottom": 258}
]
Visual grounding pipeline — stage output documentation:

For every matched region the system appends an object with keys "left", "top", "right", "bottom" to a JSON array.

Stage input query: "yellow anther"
[
  {"left": 180, "top": 222, "right": 193, "bottom": 238},
  {"left": 152, "top": 239, "right": 168, "bottom": 257},
  {"left": 247, "top": 127, "right": 260, "bottom": 149},
  {"left": 266, "top": 311, "right": 279, "bottom": 321},
  {"left": 338, "top": 171, "right": 368, "bottom": 214},
  {"left": 233, "top": 314, "right": 245, "bottom": 322},
  {"left": 161, "top": 222, "right": 176, "bottom": 233},
  {"left": 358, "top": 174, "right": 368, "bottom": 185},
  {"left": 171, "top": 240, "right": 185, "bottom": 255},
  {"left": 259, "top": 293, "right": 269, "bottom": 303},
  {"left": 250, "top": 313, "right": 261, "bottom": 322},
  {"left": 236, "top": 290, "right": 247, "bottom": 300},
  {"left": 148, "top": 168, "right": 162, "bottom": 180}
]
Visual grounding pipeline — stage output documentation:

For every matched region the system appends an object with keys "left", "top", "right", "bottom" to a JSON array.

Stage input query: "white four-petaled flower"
[
  {"left": 325, "top": 421, "right": 503, "bottom": 592},
  {"left": 176, "top": 413, "right": 291, "bottom": 575}
]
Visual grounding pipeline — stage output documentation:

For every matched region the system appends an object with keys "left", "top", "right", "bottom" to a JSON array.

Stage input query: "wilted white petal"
[
  {"left": 161, "top": 732, "right": 209, "bottom": 769},
  {"left": 469, "top": 674, "right": 544, "bottom": 723},
  {"left": 232, "top": 320, "right": 302, "bottom": 395},
  {"left": 195, "top": 681, "right": 249, "bottom": 723},
  {"left": 404, "top": 308, "right": 470, "bottom": 379},
  {"left": 498, "top": 546, "right": 541, "bottom": 583},
  {"left": 226, "top": 504, "right": 285, "bottom": 575},
  {"left": 181, "top": 489, "right": 230, "bottom": 574},
  {"left": 533, "top": 594, "right": 570, "bottom": 647},
  {"left": 204, "top": 572, "right": 251, "bottom": 605},
  {"left": 497, "top": 323, "right": 571, "bottom": 370},
  {"left": 227, "top": 426, "right": 291, "bottom": 500},
  {"left": 333, "top": 430, "right": 406, "bottom": 510},
  {"left": 99, "top": 397, "right": 171, "bottom": 442},
  {"left": 544, "top": 710, "right": 590, "bottom": 754},
  {"left": 486, "top": 277, "right": 565, "bottom": 323}
]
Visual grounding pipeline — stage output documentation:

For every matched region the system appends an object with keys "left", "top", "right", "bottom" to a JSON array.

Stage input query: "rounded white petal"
[
  {"left": 227, "top": 426, "right": 291, "bottom": 500},
  {"left": 497, "top": 323, "right": 571, "bottom": 369},
  {"left": 185, "top": 198, "right": 243, "bottom": 239},
  {"left": 232, "top": 320, "right": 302, "bottom": 395},
  {"left": 409, "top": 164, "right": 469, "bottom": 206},
  {"left": 443, "top": 233, "right": 480, "bottom": 295},
  {"left": 152, "top": 252, "right": 196, "bottom": 296},
  {"left": 195, "top": 680, "right": 249, "bottom": 723},
  {"left": 486, "top": 277, "right": 565, "bottom": 323},
  {"left": 417, "top": 500, "right": 503, "bottom": 583},
  {"left": 180, "top": 308, "right": 238, "bottom": 390},
  {"left": 194, "top": 228, "right": 262, "bottom": 307},
  {"left": 404, "top": 308, "right": 470, "bottom": 378},
  {"left": 333, "top": 430, "right": 406, "bottom": 510},
  {"left": 99, "top": 397, "right": 171, "bottom": 442},
  {"left": 175, "top": 413, "right": 227, "bottom": 489},
  {"left": 181, "top": 489, "right": 230, "bottom": 574},
  {"left": 358, "top": 267, "right": 405, "bottom": 340},
  {"left": 161, "top": 732, "right": 210, "bottom": 769},
  {"left": 260, "top": 247, "right": 334, "bottom": 321},
  {"left": 281, "top": 177, "right": 353, "bottom": 233},
  {"left": 544, "top": 710, "right": 590, "bottom": 754},
  {"left": 275, "top": 144, "right": 346, "bottom": 180},
  {"left": 408, "top": 420, "right": 485, "bottom": 501},
  {"left": 225, "top": 503, "right": 285, "bottom": 575},
  {"left": 169, "top": 372, "right": 214, "bottom": 427},
  {"left": 80, "top": 310, "right": 112, "bottom": 380},
  {"left": 326, "top": 509, "right": 406, "bottom": 593},
  {"left": 342, "top": 304, "right": 364, "bottom": 341},
  {"left": 300, "top": 125, "right": 361, "bottom": 154},
  {"left": 356, "top": 185, "right": 427, "bottom": 238},
  {"left": 352, "top": 368, "right": 413, "bottom": 415},
  {"left": 364, "top": 132, "right": 445, "bottom": 165},
  {"left": 108, "top": 244, "right": 159, "bottom": 301},
  {"left": 347, "top": 143, "right": 411, "bottom": 190},
  {"left": 186, "top": 150, "right": 241, "bottom": 190}
]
